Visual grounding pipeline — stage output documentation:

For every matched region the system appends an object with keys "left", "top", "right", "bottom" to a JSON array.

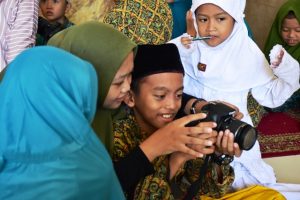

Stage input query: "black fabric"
[
  {"left": 37, "top": 17, "right": 66, "bottom": 44},
  {"left": 133, "top": 43, "right": 184, "bottom": 80},
  {"left": 0, "top": 68, "right": 5, "bottom": 82},
  {"left": 113, "top": 146, "right": 154, "bottom": 198},
  {"left": 183, "top": 155, "right": 210, "bottom": 200},
  {"left": 176, "top": 93, "right": 205, "bottom": 118}
]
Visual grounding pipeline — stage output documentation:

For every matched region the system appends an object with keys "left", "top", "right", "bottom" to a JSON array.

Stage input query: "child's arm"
[
  {"left": 186, "top": 10, "right": 197, "bottom": 37},
  {"left": 252, "top": 47, "right": 300, "bottom": 108},
  {"left": 174, "top": 10, "right": 197, "bottom": 49},
  {"left": 269, "top": 44, "right": 284, "bottom": 68}
]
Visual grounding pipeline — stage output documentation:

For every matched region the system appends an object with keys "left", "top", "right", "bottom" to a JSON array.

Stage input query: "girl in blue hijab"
[{"left": 0, "top": 46, "right": 125, "bottom": 200}]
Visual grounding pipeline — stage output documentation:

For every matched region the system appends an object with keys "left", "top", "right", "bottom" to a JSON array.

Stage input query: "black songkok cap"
[{"left": 132, "top": 43, "right": 184, "bottom": 81}]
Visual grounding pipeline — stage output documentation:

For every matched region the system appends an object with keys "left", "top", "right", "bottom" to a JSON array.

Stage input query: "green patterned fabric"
[
  {"left": 113, "top": 113, "right": 234, "bottom": 200},
  {"left": 247, "top": 92, "right": 267, "bottom": 127},
  {"left": 103, "top": 0, "right": 173, "bottom": 45}
]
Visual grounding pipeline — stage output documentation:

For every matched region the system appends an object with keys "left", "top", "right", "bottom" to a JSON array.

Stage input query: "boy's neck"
[{"left": 132, "top": 109, "right": 157, "bottom": 136}]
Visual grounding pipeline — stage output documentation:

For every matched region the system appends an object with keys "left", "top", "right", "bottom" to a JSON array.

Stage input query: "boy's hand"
[
  {"left": 218, "top": 101, "right": 244, "bottom": 120},
  {"left": 187, "top": 121, "right": 218, "bottom": 155},
  {"left": 139, "top": 113, "right": 217, "bottom": 161},
  {"left": 215, "top": 129, "right": 242, "bottom": 157}
]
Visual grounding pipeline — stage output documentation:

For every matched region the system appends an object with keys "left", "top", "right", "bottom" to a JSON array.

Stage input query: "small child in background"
[
  {"left": 264, "top": 0, "right": 300, "bottom": 112},
  {"left": 36, "top": 0, "right": 74, "bottom": 45},
  {"left": 170, "top": 0, "right": 300, "bottom": 198}
]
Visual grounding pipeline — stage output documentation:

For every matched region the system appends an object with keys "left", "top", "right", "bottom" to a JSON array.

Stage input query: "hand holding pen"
[{"left": 181, "top": 35, "right": 212, "bottom": 49}]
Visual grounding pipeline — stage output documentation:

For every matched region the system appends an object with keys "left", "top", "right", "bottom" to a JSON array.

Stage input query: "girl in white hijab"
[{"left": 170, "top": 0, "right": 300, "bottom": 199}]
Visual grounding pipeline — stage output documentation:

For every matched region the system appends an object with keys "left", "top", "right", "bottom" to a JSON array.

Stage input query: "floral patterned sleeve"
[
  {"left": 175, "top": 158, "right": 234, "bottom": 199},
  {"left": 112, "top": 117, "right": 155, "bottom": 196}
]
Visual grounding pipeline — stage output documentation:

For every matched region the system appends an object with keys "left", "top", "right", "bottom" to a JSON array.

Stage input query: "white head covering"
[{"left": 183, "top": 0, "right": 273, "bottom": 92}]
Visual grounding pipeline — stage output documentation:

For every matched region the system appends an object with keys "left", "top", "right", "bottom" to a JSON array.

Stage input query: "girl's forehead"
[
  {"left": 196, "top": 3, "right": 230, "bottom": 17},
  {"left": 192, "top": 0, "right": 244, "bottom": 23}
]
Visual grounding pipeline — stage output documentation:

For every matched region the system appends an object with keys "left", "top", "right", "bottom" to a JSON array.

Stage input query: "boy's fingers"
[{"left": 176, "top": 113, "right": 207, "bottom": 127}]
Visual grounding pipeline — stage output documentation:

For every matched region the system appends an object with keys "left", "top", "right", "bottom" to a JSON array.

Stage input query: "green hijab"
[
  {"left": 264, "top": 0, "right": 300, "bottom": 62},
  {"left": 48, "top": 21, "right": 137, "bottom": 154}
]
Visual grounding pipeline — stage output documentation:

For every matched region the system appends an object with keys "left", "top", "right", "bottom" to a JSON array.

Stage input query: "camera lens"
[
  {"left": 220, "top": 118, "right": 257, "bottom": 150},
  {"left": 234, "top": 123, "right": 258, "bottom": 150}
]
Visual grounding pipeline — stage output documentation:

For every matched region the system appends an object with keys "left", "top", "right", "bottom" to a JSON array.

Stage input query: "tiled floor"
[{"left": 264, "top": 155, "right": 300, "bottom": 184}]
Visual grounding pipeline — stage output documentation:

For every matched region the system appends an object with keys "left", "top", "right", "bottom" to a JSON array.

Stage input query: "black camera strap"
[{"left": 183, "top": 155, "right": 211, "bottom": 200}]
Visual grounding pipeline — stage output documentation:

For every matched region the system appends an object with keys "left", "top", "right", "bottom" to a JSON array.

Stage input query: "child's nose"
[
  {"left": 166, "top": 98, "right": 177, "bottom": 110},
  {"left": 46, "top": 1, "right": 52, "bottom": 8},
  {"left": 121, "top": 77, "right": 131, "bottom": 94},
  {"left": 207, "top": 20, "right": 216, "bottom": 32},
  {"left": 288, "top": 30, "right": 296, "bottom": 38}
]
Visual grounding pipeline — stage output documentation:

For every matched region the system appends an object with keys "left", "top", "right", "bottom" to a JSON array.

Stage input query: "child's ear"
[{"left": 124, "top": 90, "right": 135, "bottom": 108}]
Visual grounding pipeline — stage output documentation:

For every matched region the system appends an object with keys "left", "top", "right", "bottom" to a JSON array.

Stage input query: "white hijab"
[{"left": 184, "top": 0, "right": 273, "bottom": 92}]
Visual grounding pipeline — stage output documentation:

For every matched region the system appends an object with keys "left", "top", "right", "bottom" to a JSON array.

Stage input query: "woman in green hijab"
[
  {"left": 264, "top": 0, "right": 300, "bottom": 62},
  {"left": 48, "top": 21, "right": 136, "bottom": 154},
  {"left": 263, "top": 0, "right": 300, "bottom": 112}
]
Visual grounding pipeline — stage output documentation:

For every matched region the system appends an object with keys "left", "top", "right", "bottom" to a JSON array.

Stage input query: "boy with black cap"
[{"left": 112, "top": 43, "right": 242, "bottom": 199}]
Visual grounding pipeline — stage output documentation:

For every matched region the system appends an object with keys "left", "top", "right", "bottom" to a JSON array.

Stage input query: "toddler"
[{"left": 36, "top": 0, "right": 74, "bottom": 45}]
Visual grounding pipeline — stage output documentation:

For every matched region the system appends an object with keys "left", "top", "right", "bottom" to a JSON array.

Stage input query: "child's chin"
[{"left": 158, "top": 121, "right": 173, "bottom": 128}]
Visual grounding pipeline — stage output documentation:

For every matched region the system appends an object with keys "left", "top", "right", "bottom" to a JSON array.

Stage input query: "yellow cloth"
[{"left": 201, "top": 185, "right": 286, "bottom": 200}]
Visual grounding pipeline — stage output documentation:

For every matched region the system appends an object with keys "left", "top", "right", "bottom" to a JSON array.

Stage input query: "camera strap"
[{"left": 183, "top": 155, "right": 211, "bottom": 200}]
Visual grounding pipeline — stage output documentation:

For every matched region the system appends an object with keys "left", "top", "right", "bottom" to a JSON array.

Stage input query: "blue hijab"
[{"left": 0, "top": 46, "right": 125, "bottom": 200}]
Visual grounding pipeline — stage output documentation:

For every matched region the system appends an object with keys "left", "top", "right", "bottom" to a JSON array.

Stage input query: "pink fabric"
[{"left": 0, "top": 0, "right": 39, "bottom": 71}]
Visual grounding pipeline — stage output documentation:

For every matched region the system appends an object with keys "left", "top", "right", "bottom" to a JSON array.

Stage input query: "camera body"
[{"left": 186, "top": 102, "right": 257, "bottom": 150}]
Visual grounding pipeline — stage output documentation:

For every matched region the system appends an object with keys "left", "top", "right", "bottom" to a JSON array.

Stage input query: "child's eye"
[
  {"left": 176, "top": 93, "right": 183, "bottom": 99},
  {"left": 112, "top": 81, "right": 124, "bottom": 86},
  {"left": 198, "top": 18, "right": 207, "bottom": 23},
  {"left": 154, "top": 94, "right": 165, "bottom": 100},
  {"left": 217, "top": 17, "right": 226, "bottom": 22}
]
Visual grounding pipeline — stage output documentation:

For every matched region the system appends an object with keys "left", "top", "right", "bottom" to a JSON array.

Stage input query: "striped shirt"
[{"left": 0, "top": 0, "right": 38, "bottom": 71}]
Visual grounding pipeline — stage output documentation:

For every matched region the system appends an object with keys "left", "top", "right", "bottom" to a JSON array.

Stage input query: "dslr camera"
[{"left": 186, "top": 102, "right": 257, "bottom": 150}]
